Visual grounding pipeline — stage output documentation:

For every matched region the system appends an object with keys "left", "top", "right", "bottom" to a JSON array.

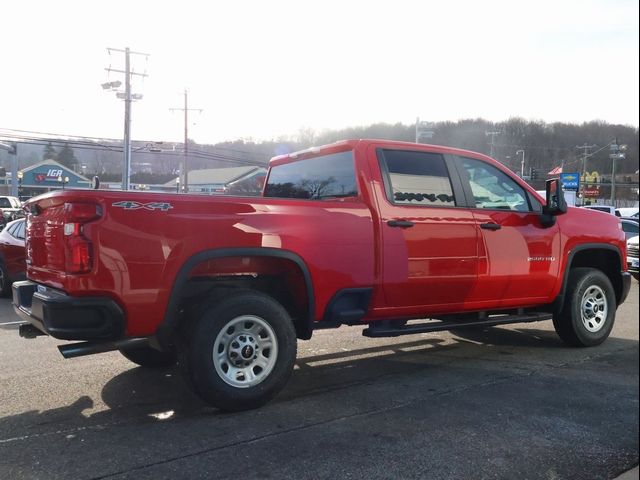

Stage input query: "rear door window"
[
  {"left": 264, "top": 151, "right": 357, "bottom": 199},
  {"left": 378, "top": 149, "right": 457, "bottom": 207},
  {"left": 16, "top": 221, "right": 26, "bottom": 240}
]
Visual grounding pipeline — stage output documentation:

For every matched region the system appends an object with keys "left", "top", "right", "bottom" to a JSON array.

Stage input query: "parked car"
[
  {"left": 627, "top": 235, "right": 639, "bottom": 281},
  {"left": 618, "top": 207, "right": 639, "bottom": 218},
  {"left": 581, "top": 205, "right": 621, "bottom": 216},
  {"left": 0, "top": 195, "right": 24, "bottom": 230},
  {"left": 0, "top": 218, "right": 26, "bottom": 296},
  {"left": 621, "top": 218, "right": 639, "bottom": 240}
]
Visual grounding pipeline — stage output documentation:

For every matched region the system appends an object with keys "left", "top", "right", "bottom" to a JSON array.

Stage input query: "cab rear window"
[{"left": 265, "top": 151, "right": 357, "bottom": 200}]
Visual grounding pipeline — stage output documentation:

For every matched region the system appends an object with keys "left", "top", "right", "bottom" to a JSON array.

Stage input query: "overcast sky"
[{"left": 1, "top": 0, "right": 638, "bottom": 145}]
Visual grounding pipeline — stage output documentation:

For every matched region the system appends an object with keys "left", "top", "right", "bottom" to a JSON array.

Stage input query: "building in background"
[
  {"left": 1, "top": 159, "right": 91, "bottom": 199},
  {"left": 164, "top": 166, "right": 267, "bottom": 195}
]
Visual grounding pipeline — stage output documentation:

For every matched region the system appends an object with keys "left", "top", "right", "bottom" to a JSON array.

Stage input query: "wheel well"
[
  {"left": 569, "top": 248, "right": 624, "bottom": 305},
  {"left": 173, "top": 255, "right": 312, "bottom": 340}
]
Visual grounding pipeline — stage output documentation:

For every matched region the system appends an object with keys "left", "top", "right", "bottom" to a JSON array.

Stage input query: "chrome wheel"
[
  {"left": 213, "top": 315, "right": 278, "bottom": 388},
  {"left": 580, "top": 285, "right": 608, "bottom": 333}
]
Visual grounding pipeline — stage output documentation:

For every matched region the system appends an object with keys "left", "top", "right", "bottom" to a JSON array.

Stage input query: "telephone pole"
[
  {"left": 576, "top": 143, "right": 597, "bottom": 203},
  {"left": 170, "top": 89, "right": 202, "bottom": 193},
  {"left": 104, "top": 47, "right": 149, "bottom": 190}
]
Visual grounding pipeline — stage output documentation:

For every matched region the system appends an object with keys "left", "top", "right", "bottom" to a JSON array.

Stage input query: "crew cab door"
[
  {"left": 453, "top": 156, "right": 560, "bottom": 305},
  {"left": 372, "top": 147, "right": 478, "bottom": 313}
]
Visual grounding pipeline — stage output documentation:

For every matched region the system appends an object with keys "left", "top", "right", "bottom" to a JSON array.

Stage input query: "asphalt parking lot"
[{"left": 0, "top": 284, "right": 638, "bottom": 480}]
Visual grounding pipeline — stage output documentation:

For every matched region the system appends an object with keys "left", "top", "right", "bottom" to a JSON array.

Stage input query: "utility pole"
[
  {"left": 170, "top": 89, "right": 202, "bottom": 193},
  {"left": 485, "top": 131, "right": 500, "bottom": 158},
  {"left": 576, "top": 143, "right": 597, "bottom": 203},
  {"left": 104, "top": 47, "right": 149, "bottom": 190}
]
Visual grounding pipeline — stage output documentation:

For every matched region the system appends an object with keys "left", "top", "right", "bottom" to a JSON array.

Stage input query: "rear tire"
[
  {"left": 179, "top": 290, "right": 297, "bottom": 411},
  {"left": 119, "top": 345, "right": 177, "bottom": 368},
  {"left": 0, "top": 262, "right": 11, "bottom": 297},
  {"left": 553, "top": 267, "right": 616, "bottom": 347}
]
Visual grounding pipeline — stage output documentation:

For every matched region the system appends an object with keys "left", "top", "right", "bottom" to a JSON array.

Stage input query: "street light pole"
[
  {"left": 122, "top": 47, "right": 132, "bottom": 191},
  {"left": 17, "top": 171, "right": 23, "bottom": 199},
  {"left": 58, "top": 176, "right": 69, "bottom": 190},
  {"left": 104, "top": 47, "right": 149, "bottom": 191},
  {"left": 516, "top": 150, "right": 525, "bottom": 177},
  {"left": 610, "top": 139, "right": 627, "bottom": 205}
]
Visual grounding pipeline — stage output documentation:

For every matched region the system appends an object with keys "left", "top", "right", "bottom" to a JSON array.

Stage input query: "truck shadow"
[
  {"left": 449, "top": 325, "right": 564, "bottom": 348},
  {"left": 98, "top": 327, "right": 639, "bottom": 414},
  {"left": 1, "top": 328, "right": 637, "bottom": 440}
]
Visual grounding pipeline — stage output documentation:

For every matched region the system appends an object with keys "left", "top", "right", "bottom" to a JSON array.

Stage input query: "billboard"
[{"left": 560, "top": 173, "right": 580, "bottom": 191}]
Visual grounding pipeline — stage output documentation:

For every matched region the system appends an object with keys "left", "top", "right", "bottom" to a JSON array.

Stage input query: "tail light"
[{"left": 63, "top": 202, "right": 102, "bottom": 273}]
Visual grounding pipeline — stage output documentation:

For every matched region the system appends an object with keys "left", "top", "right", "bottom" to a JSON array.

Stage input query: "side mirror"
[
  {"left": 540, "top": 178, "right": 567, "bottom": 227},
  {"left": 543, "top": 178, "right": 567, "bottom": 216}
]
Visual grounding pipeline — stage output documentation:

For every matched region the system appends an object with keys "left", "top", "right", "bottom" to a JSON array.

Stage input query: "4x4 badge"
[{"left": 112, "top": 201, "right": 173, "bottom": 211}]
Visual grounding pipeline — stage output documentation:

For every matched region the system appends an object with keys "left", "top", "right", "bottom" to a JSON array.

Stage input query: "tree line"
[
  {"left": 285, "top": 118, "right": 639, "bottom": 177},
  {"left": 2, "top": 118, "right": 638, "bottom": 181}
]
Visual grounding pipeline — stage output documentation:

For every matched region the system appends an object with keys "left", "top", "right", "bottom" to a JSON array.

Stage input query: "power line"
[
  {"left": 0, "top": 136, "right": 266, "bottom": 170},
  {"left": 0, "top": 127, "right": 272, "bottom": 159}
]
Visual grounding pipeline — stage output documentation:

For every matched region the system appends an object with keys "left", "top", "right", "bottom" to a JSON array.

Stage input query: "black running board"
[{"left": 362, "top": 312, "right": 553, "bottom": 338}]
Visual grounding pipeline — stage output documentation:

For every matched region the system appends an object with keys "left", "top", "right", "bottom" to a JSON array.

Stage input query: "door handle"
[
  {"left": 387, "top": 220, "right": 415, "bottom": 228},
  {"left": 480, "top": 223, "right": 501, "bottom": 231}
]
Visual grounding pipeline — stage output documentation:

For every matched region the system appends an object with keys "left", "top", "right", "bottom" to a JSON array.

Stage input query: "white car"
[
  {"left": 618, "top": 207, "right": 639, "bottom": 218},
  {"left": 627, "top": 235, "right": 639, "bottom": 281},
  {"left": 582, "top": 205, "right": 621, "bottom": 216}
]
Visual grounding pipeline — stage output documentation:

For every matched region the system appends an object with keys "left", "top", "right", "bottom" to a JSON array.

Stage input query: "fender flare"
[
  {"left": 156, "top": 247, "right": 315, "bottom": 346},
  {"left": 553, "top": 243, "right": 624, "bottom": 312}
]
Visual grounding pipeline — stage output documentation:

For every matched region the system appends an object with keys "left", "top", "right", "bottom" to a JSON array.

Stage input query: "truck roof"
[{"left": 269, "top": 139, "right": 496, "bottom": 166}]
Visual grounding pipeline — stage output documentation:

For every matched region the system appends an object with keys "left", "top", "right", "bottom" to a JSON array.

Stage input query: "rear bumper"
[{"left": 12, "top": 281, "right": 125, "bottom": 340}]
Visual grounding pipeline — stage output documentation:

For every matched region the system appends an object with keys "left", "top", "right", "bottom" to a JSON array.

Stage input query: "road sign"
[{"left": 560, "top": 173, "right": 580, "bottom": 191}]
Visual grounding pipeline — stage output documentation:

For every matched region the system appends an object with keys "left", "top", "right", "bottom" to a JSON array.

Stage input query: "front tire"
[
  {"left": 553, "top": 267, "right": 616, "bottom": 347},
  {"left": 180, "top": 290, "right": 297, "bottom": 411}
]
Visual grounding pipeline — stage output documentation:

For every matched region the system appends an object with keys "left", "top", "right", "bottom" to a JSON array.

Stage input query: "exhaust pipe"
[{"left": 58, "top": 337, "right": 149, "bottom": 359}]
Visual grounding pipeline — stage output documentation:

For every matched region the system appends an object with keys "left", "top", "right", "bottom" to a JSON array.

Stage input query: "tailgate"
[{"left": 25, "top": 193, "right": 102, "bottom": 289}]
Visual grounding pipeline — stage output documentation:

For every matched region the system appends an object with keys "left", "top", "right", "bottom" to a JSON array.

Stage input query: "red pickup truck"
[{"left": 13, "top": 139, "right": 631, "bottom": 410}]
